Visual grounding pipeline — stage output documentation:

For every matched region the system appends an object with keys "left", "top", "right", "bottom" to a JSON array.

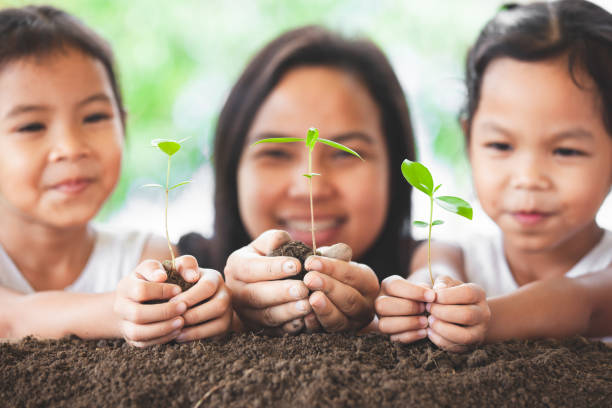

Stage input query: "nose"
[
  {"left": 287, "top": 153, "right": 334, "bottom": 200},
  {"left": 48, "top": 122, "right": 91, "bottom": 162},
  {"left": 510, "top": 153, "right": 551, "bottom": 190}
]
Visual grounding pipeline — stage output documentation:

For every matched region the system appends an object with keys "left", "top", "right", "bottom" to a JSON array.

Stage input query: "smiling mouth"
[
  {"left": 511, "top": 211, "right": 553, "bottom": 226},
  {"left": 51, "top": 178, "right": 95, "bottom": 194},
  {"left": 279, "top": 217, "right": 346, "bottom": 246}
]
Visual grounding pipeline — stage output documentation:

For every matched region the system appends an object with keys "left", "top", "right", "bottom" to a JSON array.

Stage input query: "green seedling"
[
  {"left": 401, "top": 159, "right": 472, "bottom": 286},
  {"left": 143, "top": 138, "right": 191, "bottom": 270},
  {"left": 252, "top": 127, "right": 362, "bottom": 253}
]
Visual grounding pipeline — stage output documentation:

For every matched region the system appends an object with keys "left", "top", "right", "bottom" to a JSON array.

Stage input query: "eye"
[
  {"left": 84, "top": 112, "right": 111, "bottom": 124},
  {"left": 553, "top": 147, "right": 587, "bottom": 157},
  {"left": 17, "top": 122, "right": 45, "bottom": 133},
  {"left": 485, "top": 142, "right": 512, "bottom": 151}
]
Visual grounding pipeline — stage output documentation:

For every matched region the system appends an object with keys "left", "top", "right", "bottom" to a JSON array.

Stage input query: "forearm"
[
  {"left": 0, "top": 288, "right": 120, "bottom": 340},
  {"left": 486, "top": 276, "right": 592, "bottom": 343}
]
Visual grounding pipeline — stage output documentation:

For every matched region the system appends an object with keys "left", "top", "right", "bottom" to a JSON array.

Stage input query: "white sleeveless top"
[
  {"left": 461, "top": 229, "right": 612, "bottom": 297},
  {"left": 0, "top": 225, "right": 150, "bottom": 294}
]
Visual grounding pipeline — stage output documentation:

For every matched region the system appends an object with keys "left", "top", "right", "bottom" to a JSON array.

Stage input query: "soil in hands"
[
  {"left": 146, "top": 260, "right": 195, "bottom": 304},
  {"left": 268, "top": 240, "right": 318, "bottom": 281},
  {"left": 2, "top": 334, "right": 611, "bottom": 407}
]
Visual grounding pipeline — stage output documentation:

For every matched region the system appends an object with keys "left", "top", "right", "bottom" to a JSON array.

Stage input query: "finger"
[
  {"left": 226, "top": 247, "right": 301, "bottom": 283},
  {"left": 239, "top": 299, "right": 312, "bottom": 328},
  {"left": 317, "top": 243, "right": 352, "bottom": 262},
  {"left": 433, "top": 275, "right": 463, "bottom": 290},
  {"left": 171, "top": 269, "right": 220, "bottom": 307},
  {"left": 309, "top": 291, "right": 350, "bottom": 332},
  {"left": 378, "top": 316, "right": 429, "bottom": 335},
  {"left": 282, "top": 318, "right": 305, "bottom": 334},
  {"left": 427, "top": 327, "right": 468, "bottom": 352},
  {"left": 128, "top": 329, "right": 182, "bottom": 348},
  {"left": 116, "top": 297, "right": 187, "bottom": 324},
  {"left": 436, "top": 283, "right": 486, "bottom": 305},
  {"left": 304, "top": 271, "right": 369, "bottom": 319},
  {"left": 304, "top": 313, "right": 322, "bottom": 333},
  {"left": 250, "top": 229, "right": 293, "bottom": 255},
  {"left": 233, "top": 280, "right": 309, "bottom": 308},
  {"left": 380, "top": 275, "right": 436, "bottom": 302},
  {"left": 375, "top": 295, "right": 425, "bottom": 317},
  {"left": 176, "top": 308, "right": 233, "bottom": 342},
  {"left": 120, "top": 274, "right": 182, "bottom": 302},
  {"left": 305, "top": 256, "right": 379, "bottom": 298},
  {"left": 389, "top": 329, "right": 428, "bottom": 343},
  {"left": 133, "top": 259, "right": 167, "bottom": 282},
  {"left": 182, "top": 283, "right": 231, "bottom": 326},
  {"left": 428, "top": 315, "right": 484, "bottom": 346},
  {"left": 121, "top": 316, "right": 184, "bottom": 343},
  {"left": 428, "top": 303, "right": 488, "bottom": 326},
  {"left": 175, "top": 255, "right": 201, "bottom": 282}
]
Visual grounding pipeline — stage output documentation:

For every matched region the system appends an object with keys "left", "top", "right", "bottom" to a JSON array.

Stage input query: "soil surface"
[
  {"left": 2, "top": 333, "right": 611, "bottom": 407},
  {"left": 269, "top": 241, "right": 316, "bottom": 281},
  {"left": 146, "top": 260, "right": 194, "bottom": 304}
]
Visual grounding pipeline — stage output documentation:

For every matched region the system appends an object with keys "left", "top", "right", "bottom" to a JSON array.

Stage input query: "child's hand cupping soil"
[
  {"left": 114, "top": 255, "right": 232, "bottom": 347},
  {"left": 376, "top": 275, "right": 490, "bottom": 352}
]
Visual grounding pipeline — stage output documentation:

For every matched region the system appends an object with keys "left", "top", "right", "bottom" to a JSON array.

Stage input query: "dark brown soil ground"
[
  {"left": 269, "top": 241, "right": 316, "bottom": 281},
  {"left": 2, "top": 333, "right": 611, "bottom": 407},
  {"left": 146, "top": 260, "right": 194, "bottom": 304}
]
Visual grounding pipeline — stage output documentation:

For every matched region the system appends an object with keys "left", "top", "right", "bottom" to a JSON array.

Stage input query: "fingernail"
[
  {"left": 176, "top": 302, "right": 187, "bottom": 313},
  {"left": 154, "top": 269, "right": 166, "bottom": 280},
  {"left": 176, "top": 332, "right": 187, "bottom": 342},
  {"left": 426, "top": 303, "right": 431, "bottom": 313},
  {"left": 419, "top": 316, "right": 429, "bottom": 328},
  {"left": 186, "top": 269, "right": 199, "bottom": 281},
  {"left": 311, "top": 296, "right": 326, "bottom": 309},
  {"left": 172, "top": 286, "right": 182, "bottom": 296},
  {"left": 295, "top": 300, "right": 310, "bottom": 312},
  {"left": 283, "top": 261, "right": 297, "bottom": 275},
  {"left": 289, "top": 285, "right": 305, "bottom": 299},
  {"left": 172, "top": 318, "right": 183, "bottom": 329},
  {"left": 307, "top": 258, "right": 323, "bottom": 271},
  {"left": 417, "top": 329, "right": 428, "bottom": 338},
  {"left": 306, "top": 275, "right": 323, "bottom": 290},
  {"left": 428, "top": 315, "right": 435, "bottom": 326},
  {"left": 424, "top": 290, "right": 435, "bottom": 302}
]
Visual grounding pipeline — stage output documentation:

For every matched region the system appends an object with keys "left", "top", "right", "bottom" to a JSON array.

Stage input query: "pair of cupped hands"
[{"left": 114, "top": 229, "right": 489, "bottom": 351}]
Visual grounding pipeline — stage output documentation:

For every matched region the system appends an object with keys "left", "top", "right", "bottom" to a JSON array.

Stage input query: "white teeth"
[{"left": 285, "top": 219, "right": 339, "bottom": 231}]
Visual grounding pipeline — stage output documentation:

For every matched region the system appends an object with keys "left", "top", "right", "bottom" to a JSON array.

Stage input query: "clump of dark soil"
[
  {"left": 2, "top": 333, "right": 610, "bottom": 407},
  {"left": 146, "top": 260, "right": 195, "bottom": 304},
  {"left": 268, "top": 241, "right": 317, "bottom": 281}
]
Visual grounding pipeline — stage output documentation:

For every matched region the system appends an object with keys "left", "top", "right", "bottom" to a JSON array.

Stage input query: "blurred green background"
[{"left": 3, "top": 0, "right": 610, "bottom": 238}]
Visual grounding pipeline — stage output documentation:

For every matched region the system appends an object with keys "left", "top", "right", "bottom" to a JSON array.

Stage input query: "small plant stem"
[
  {"left": 428, "top": 195, "right": 434, "bottom": 286},
  {"left": 165, "top": 156, "right": 176, "bottom": 269},
  {"left": 308, "top": 147, "right": 316, "bottom": 254}
]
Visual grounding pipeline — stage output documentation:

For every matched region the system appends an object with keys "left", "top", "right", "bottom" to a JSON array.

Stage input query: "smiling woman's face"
[{"left": 237, "top": 66, "right": 389, "bottom": 259}]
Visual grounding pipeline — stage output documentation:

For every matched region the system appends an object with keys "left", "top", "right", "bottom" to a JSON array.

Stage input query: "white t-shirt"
[
  {"left": 0, "top": 225, "right": 150, "bottom": 294},
  {"left": 461, "top": 229, "right": 612, "bottom": 297}
]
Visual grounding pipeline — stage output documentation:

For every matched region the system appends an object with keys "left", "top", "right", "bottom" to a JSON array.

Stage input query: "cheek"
[{"left": 237, "top": 162, "right": 282, "bottom": 238}]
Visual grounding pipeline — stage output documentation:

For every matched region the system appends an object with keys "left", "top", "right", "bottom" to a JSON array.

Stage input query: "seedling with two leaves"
[
  {"left": 401, "top": 159, "right": 472, "bottom": 286},
  {"left": 143, "top": 138, "right": 191, "bottom": 270},
  {"left": 253, "top": 127, "right": 362, "bottom": 253}
]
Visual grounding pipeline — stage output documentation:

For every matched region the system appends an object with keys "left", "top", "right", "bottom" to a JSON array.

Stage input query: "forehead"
[
  {"left": 474, "top": 56, "right": 604, "bottom": 133},
  {"left": 0, "top": 49, "right": 112, "bottom": 110},
  {"left": 249, "top": 66, "right": 383, "bottom": 139}
]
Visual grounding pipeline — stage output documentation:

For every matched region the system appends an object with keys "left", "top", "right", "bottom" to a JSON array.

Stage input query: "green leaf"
[
  {"left": 431, "top": 219, "right": 445, "bottom": 226},
  {"left": 318, "top": 138, "right": 363, "bottom": 160},
  {"left": 433, "top": 184, "right": 442, "bottom": 193},
  {"left": 435, "top": 196, "right": 473, "bottom": 220},
  {"left": 306, "top": 127, "right": 319, "bottom": 149},
  {"left": 141, "top": 183, "right": 163, "bottom": 189},
  {"left": 151, "top": 139, "right": 181, "bottom": 156},
  {"left": 302, "top": 173, "right": 321, "bottom": 178},
  {"left": 401, "top": 159, "right": 434, "bottom": 196},
  {"left": 251, "top": 137, "right": 304, "bottom": 146},
  {"left": 413, "top": 221, "right": 429, "bottom": 228},
  {"left": 169, "top": 180, "right": 191, "bottom": 190}
]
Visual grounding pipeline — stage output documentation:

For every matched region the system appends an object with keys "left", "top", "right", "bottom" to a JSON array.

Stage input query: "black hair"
[
  {"left": 464, "top": 0, "right": 612, "bottom": 137},
  {"left": 187, "top": 25, "right": 417, "bottom": 280},
  {"left": 0, "top": 5, "right": 125, "bottom": 126}
]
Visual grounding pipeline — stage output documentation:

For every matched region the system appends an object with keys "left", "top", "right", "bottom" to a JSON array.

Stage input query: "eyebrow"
[
  {"left": 4, "top": 92, "right": 112, "bottom": 119},
  {"left": 479, "top": 122, "right": 595, "bottom": 141},
  {"left": 250, "top": 131, "right": 374, "bottom": 144}
]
